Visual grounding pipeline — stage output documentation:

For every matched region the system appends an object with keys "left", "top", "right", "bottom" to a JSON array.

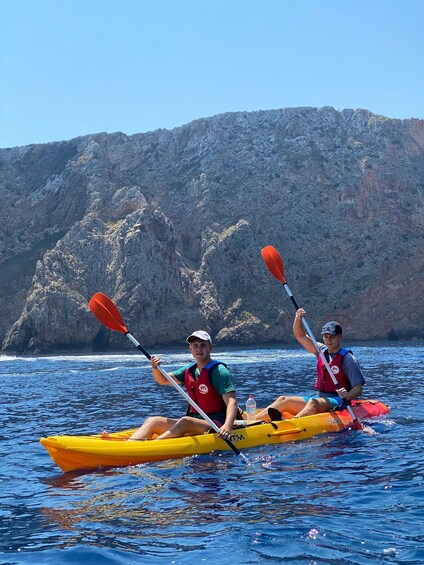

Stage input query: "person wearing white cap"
[
  {"left": 129, "top": 330, "right": 238, "bottom": 441},
  {"left": 255, "top": 308, "right": 365, "bottom": 421}
]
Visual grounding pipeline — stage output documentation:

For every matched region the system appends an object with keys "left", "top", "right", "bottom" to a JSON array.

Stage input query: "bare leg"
[
  {"left": 295, "top": 397, "right": 332, "bottom": 418},
  {"left": 255, "top": 396, "right": 307, "bottom": 421},
  {"left": 156, "top": 416, "right": 212, "bottom": 439},
  {"left": 129, "top": 416, "right": 179, "bottom": 440}
]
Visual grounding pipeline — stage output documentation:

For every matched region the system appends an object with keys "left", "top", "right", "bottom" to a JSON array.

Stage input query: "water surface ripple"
[{"left": 0, "top": 344, "right": 423, "bottom": 564}]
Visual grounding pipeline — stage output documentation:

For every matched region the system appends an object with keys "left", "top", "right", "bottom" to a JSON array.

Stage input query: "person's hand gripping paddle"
[
  {"left": 88, "top": 292, "right": 250, "bottom": 461},
  {"left": 261, "top": 246, "right": 363, "bottom": 431}
]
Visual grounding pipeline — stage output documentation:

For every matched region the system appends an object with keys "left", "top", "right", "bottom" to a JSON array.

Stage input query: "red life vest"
[
  {"left": 184, "top": 360, "right": 227, "bottom": 415},
  {"left": 315, "top": 348, "right": 351, "bottom": 393}
]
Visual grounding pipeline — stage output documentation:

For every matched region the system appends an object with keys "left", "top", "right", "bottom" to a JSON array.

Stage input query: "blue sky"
[{"left": 1, "top": 0, "right": 423, "bottom": 148}]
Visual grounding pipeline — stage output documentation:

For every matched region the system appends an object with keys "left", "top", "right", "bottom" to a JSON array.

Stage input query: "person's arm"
[
  {"left": 337, "top": 353, "right": 365, "bottom": 399},
  {"left": 336, "top": 383, "right": 363, "bottom": 400},
  {"left": 150, "top": 355, "right": 181, "bottom": 385},
  {"left": 210, "top": 364, "right": 238, "bottom": 438},
  {"left": 293, "top": 308, "right": 317, "bottom": 355},
  {"left": 218, "top": 392, "right": 238, "bottom": 438}
]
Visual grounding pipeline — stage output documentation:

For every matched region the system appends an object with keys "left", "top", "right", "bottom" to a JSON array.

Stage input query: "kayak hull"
[{"left": 40, "top": 399, "right": 389, "bottom": 472}]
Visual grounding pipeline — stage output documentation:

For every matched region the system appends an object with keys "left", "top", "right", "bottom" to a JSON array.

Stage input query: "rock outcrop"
[{"left": 0, "top": 107, "right": 423, "bottom": 353}]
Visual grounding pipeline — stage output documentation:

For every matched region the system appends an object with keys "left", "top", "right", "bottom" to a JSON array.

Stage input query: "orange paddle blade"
[
  {"left": 261, "top": 246, "right": 286, "bottom": 284},
  {"left": 89, "top": 292, "right": 128, "bottom": 334}
]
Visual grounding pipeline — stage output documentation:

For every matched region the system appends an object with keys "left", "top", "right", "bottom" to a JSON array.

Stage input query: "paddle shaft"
[
  {"left": 125, "top": 332, "right": 246, "bottom": 458},
  {"left": 282, "top": 283, "right": 361, "bottom": 427}
]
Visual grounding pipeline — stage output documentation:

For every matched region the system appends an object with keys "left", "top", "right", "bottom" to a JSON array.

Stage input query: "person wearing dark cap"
[
  {"left": 128, "top": 330, "right": 238, "bottom": 440},
  {"left": 255, "top": 308, "right": 365, "bottom": 420}
]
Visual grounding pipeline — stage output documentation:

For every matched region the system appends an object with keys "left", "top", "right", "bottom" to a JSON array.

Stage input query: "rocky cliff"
[{"left": 0, "top": 107, "right": 423, "bottom": 353}]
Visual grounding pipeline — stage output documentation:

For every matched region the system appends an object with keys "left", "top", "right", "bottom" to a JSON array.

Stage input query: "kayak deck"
[{"left": 40, "top": 399, "right": 390, "bottom": 472}]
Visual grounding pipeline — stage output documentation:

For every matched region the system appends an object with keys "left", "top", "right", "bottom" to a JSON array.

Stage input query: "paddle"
[
  {"left": 88, "top": 292, "right": 248, "bottom": 460},
  {"left": 261, "top": 246, "right": 363, "bottom": 431}
]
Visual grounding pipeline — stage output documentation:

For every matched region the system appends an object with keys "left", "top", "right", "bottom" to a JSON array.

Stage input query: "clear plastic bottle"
[{"left": 246, "top": 394, "right": 256, "bottom": 423}]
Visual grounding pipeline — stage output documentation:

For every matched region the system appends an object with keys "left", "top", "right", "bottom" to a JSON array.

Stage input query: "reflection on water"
[{"left": 1, "top": 344, "right": 423, "bottom": 563}]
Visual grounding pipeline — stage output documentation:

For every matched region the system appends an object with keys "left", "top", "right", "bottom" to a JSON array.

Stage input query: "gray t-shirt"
[{"left": 341, "top": 351, "right": 366, "bottom": 387}]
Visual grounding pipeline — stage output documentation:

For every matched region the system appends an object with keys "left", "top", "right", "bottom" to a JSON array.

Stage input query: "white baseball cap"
[{"left": 186, "top": 330, "right": 212, "bottom": 344}]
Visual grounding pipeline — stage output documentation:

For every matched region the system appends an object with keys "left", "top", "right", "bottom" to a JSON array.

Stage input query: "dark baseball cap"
[{"left": 321, "top": 321, "right": 342, "bottom": 336}]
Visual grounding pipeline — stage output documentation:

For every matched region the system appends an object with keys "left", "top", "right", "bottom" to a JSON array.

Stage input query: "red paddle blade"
[
  {"left": 89, "top": 292, "right": 128, "bottom": 334},
  {"left": 352, "top": 418, "right": 363, "bottom": 431},
  {"left": 261, "top": 246, "right": 286, "bottom": 284}
]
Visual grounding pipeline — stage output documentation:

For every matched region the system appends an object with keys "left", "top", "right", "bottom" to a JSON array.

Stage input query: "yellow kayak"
[{"left": 40, "top": 399, "right": 389, "bottom": 472}]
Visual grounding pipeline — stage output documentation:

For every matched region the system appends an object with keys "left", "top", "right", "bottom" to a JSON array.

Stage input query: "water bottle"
[{"left": 246, "top": 394, "right": 256, "bottom": 423}]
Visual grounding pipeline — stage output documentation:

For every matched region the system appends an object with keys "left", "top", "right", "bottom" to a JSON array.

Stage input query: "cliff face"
[{"left": 0, "top": 107, "right": 423, "bottom": 353}]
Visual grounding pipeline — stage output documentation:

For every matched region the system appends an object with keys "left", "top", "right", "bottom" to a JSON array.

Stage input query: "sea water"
[{"left": 0, "top": 344, "right": 423, "bottom": 564}]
